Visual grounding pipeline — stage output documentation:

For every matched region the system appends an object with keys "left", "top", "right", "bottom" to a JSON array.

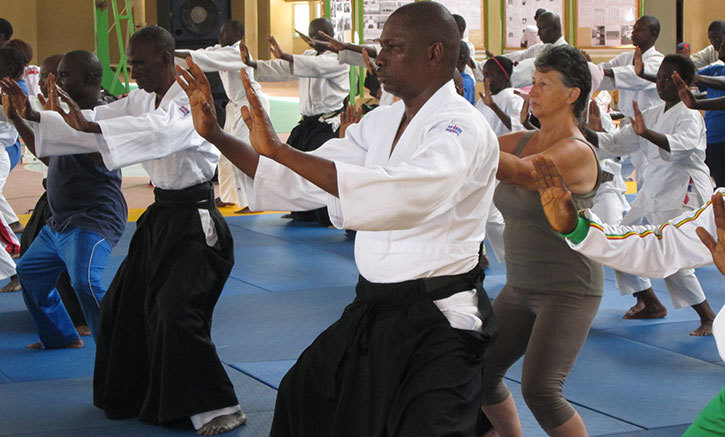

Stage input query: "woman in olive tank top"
[{"left": 480, "top": 45, "right": 604, "bottom": 437}]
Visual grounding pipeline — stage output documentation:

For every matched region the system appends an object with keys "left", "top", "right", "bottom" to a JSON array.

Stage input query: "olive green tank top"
[{"left": 494, "top": 131, "right": 604, "bottom": 296}]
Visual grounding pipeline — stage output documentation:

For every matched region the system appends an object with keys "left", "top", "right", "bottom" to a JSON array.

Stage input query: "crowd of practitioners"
[{"left": 1, "top": 2, "right": 725, "bottom": 436}]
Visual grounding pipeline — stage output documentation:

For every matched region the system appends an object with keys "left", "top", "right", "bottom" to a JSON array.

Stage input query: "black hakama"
[
  {"left": 286, "top": 113, "right": 342, "bottom": 226},
  {"left": 93, "top": 181, "right": 238, "bottom": 425},
  {"left": 271, "top": 266, "right": 498, "bottom": 436}
]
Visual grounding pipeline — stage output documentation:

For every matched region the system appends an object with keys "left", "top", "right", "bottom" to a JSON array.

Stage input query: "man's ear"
[
  {"left": 161, "top": 50, "right": 173, "bottom": 65},
  {"left": 429, "top": 41, "right": 444, "bottom": 65}
]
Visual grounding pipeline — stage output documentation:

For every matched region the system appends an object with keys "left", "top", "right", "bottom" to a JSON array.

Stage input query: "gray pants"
[{"left": 481, "top": 285, "right": 601, "bottom": 430}]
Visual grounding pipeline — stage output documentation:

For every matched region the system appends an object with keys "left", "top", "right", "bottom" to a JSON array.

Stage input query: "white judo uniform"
[
  {"left": 474, "top": 87, "right": 525, "bottom": 262},
  {"left": 28, "top": 81, "right": 239, "bottom": 428},
  {"left": 691, "top": 45, "right": 720, "bottom": 69},
  {"left": 562, "top": 192, "right": 725, "bottom": 358},
  {"left": 598, "top": 101, "right": 713, "bottom": 308},
  {"left": 180, "top": 41, "right": 271, "bottom": 208},
  {"left": 255, "top": 50, "right": 349, "bottom": 131},
  {"left": 244, "top": 81, "right": 499, "bottom": 330},
  {"left": 508, "top": 37, "right": 568, "bottom": 88},
  {"left": 0, "top": 112, "right": 20, "bottom": 280},
  {"left": 598, "top": 47, "right": 664, "bottom": 119}
]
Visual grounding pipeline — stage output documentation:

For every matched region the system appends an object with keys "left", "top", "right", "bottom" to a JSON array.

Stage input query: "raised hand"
[
  {"left": 240, "top": 69, "right": 283, "bottom": 158},
  {"left": 629, "top": 101, "right": 647, "bottom": 136},
  {"left": 485, "top": 49, "right": 495, "bottom": 59},
  {"left": 673, "top": 71, "right": 697, "bottom": 109},
  {"left": 581, "top": 50, "right": 592, "bottom": 62},
  {"left": 532, "top": 155, "right": 578, "bottom": 234},
  {"left": 633, "top": 46, "right": 644, "bottom": 77},
  {"left": 239, "top": 40, "right": 251, "bottom": 64},
  {"left": 480, "top": 78, "right": 495, "bottom": 107},
  {"left": 316, "top": 31, "right": 345, "bottom": 53},
  {"left": 587, "top": 101, "right": 603, "bottom": 132},
  {"left": 339, "top": 104, "right": 361, "bottom": 138},
  {"left": 295, "top": 29, "right": 315, "bottom": 48},
  {"left": 267, "top": 35, "right": 284, "bottom": 59},
  {"left": 697, "top": 193, "right": 725, "bottom": 275},
  {"left": 514, "top": 89, "right": 530, "bottom": 125},
  {"left": 0, "top": 78, "right": 30, "bottom": 120},
  {"left": 175, "top": 57, "right": 222, "bottom": 140},
  {"left": 361, "top": 48, "right": 377, "bottom": 75}
]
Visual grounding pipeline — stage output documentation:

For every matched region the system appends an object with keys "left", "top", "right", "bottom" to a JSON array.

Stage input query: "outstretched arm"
[
  {"left": 634, "top": 47, "right": 657, "bottom": 83},
  {"left": 535, "top": 155, "right": 725, "bottom": 278},
  {"left": 0, "top": 79, "right": 49, "bottom": 164},
  {"left": 675, "top": 71, "right": 725, "bottom": 110},
  {"left": 480, "top": 79, "right": 512, "bottom": 131},
  {"left": 176, "top": 57, "right": 339, "bottom": 196},
  {"left": 629, "top": 100, "right": 670, "bottom": 152}
]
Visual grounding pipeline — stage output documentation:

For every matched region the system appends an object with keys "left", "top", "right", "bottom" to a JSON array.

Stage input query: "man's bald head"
[
  {"left": 389, "top": 2, "right": 460, "bottom": 71},
  {"left": 537, "top": 12, "right": 562, "bottom": 44}
]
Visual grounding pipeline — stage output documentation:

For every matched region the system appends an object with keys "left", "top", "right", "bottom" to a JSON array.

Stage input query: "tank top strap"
[{"left": 513, "top": 130, "right": 537, "bottom": 156}]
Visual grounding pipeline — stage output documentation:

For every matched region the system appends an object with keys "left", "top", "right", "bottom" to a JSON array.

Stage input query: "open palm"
[{"left": 532, "top": 156, "right": 578, "bottom": 234}]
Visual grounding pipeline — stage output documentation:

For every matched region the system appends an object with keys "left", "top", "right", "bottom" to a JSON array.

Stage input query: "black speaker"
[
  {"left": 158, "top": 0, "right": 230, "bottom": 124},
  {"left": 157, "top": 0, "right": 230, "bottom": 50}
]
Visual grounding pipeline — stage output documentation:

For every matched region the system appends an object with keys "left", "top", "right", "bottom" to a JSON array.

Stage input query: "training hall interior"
[{"left": 0, "top": 0, "right": 724, "bottom": 436}]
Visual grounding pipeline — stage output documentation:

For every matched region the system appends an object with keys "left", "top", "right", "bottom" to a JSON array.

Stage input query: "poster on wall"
[
  {"left": 362, "top": 0, "right": 414, "bottom": 43},
  {"left": 576, "top": 0, "right": 638, "bottom": 47},
  {"left": 435, "top": 0, "right": 482, "bottom": 31},
  {"left": 328, "top": 0, "right": 353, "bottom": 40},
  {"left": 504, "top": 0, "right": 565, "bottom": 49}
]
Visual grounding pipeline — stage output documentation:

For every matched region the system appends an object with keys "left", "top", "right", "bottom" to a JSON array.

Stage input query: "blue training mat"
[{"left": 228, "top": 360, "right": 296, "bottom": 390}]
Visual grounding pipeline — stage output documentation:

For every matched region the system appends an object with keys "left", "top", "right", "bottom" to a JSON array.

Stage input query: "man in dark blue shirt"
[
  {"left": 1, "top": 50, "right": 127, "bottom": 349},
  {"left": 696, "top": 25, "right": 725, "bottom": 187}
]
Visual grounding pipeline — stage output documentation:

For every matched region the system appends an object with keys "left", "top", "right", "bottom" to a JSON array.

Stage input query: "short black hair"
[
  {"left": 708, "top": 20, "right": 725, "bottom": 32},
  {"left": 63, "top": 50, "right": 104, "bottom": 88},
  {"left": 129, "top": 26, "right": 175, "bottom": 54},
  {"left": 452, "top": 14, "right": 466, "bottom": 34},
  {"left": 534, "top": 8, "right": 547, "bottom": 20},
  {"left": 224, "top": 19, "right": 244, "bottom": 38},
  {"left": 535, "top": 45, "right": 592, "bottom": 118},
  {"left": 6, "top": 39, "right": 32, "bottom": 65},
  {"left": 459, "top": 40, "right": 470, "bottom": 63},
  {"left": 662, "top": 53, "right": 696, "bottom": 85},
  {"left": 485, "top": 56, "right": 514, "bottom": 78},
  {"left": 0, "top": 47, "right": 25, "bottom": 79},
  {"left": 0, "top": 19, "right": 12, "bottom": 40},
  {"left": 310, "top": 18, "right": 334, "bottom": 38},
  {"left": 640, "top": 15, "right": 660, "bottom": 35}
]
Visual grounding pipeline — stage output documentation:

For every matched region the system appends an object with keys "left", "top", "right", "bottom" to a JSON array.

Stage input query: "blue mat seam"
[
  {"left": 225, "top": 361, "right": 281, "bottom": 391},
  {"left": 225, "top": 275, "right": 275, "bottom": 293},
  {"left": 0, "top": 368, "right": 13, "bottom": 383},
  {"left": 502, "top": 375, "right": 649, "bottom": 431},
  {"left": 596, "top": 328, "right": 723, "bottom": 365}
]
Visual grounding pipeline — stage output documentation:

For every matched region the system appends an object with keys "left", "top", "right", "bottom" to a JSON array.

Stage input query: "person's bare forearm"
[
  {"left": 689, "top": 95, "right": 725, "bottom": 110},
  {"left": 205, "top": 129, "right": 260, "bottom": 178},
  {"left": 342, "top": 43, "right": 378, "bottom": 58},
  {"left": 269, "top": 145, "right": 339, "bottom": 197},
  {"left": 695, "top": 74, "right": 725, "bottom": 91},
  {"left": 10, "top": 115, "right": 49, "bottom": 165},
  {"left": 639, "top": 129, "right": 670, "bottom": 152},
  {"left": 489, "top": 102, "right": 512, "bottom": 131}
]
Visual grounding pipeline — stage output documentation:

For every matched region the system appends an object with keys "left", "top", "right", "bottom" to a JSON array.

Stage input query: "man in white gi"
[
  {"left": 520, "top": 8, "right": 546, "bottom": 48},
  {"left": 175, "top": 20, "right": 270, "bottom": 213},
  {"left": 505, "top": 11, "right": 567, "bottom": 88},
  {"left": 583, "top": 54, "right": 716, "bottom": 335},
  {"left": 176, "top": 2, "right": 498, "bottom": 435},
  {"left": 241, "top": 17, "right": 349, "bottom": 225},
  {"left": 598, "top": 15, "right": 664, "bottom": 119},
  {"left": 15, "top": 26, "right": 244, "bottom": 435},
  {"left": 691, "top": 20, "right": 725, "bottom": 69}
]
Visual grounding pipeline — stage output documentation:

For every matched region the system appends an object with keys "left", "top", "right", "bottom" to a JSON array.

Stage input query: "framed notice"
[
  {"left": 434, "top": 0, "right": 485, "bottom": 49},
  {"left": 503, "top": 0, "right": 566, "bottom": 50},
  {"left": 325, "top": 0, "right": 354, "bottom": 40},
  {"left": 575, "top": 0, "right": 640, "bottom": 48},
  {"left": 361, "top": 0, "right": 414, "bottom": 43}
]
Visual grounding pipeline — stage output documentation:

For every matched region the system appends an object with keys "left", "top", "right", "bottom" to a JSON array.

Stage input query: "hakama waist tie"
[{"left": 270, "top": 264, "right": 498, "bottom": 437}]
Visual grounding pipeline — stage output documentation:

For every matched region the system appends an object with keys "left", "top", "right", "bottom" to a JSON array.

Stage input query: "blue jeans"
[{"left": 17, "top": 226, "right": 112, "bottom": 347}]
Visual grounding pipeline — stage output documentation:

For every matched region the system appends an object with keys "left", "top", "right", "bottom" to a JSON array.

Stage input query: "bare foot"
[
  {"left": 234, "top": 207, "right": 251, "bottom": 214},
  {"left": 76, "top": 325, "right": 92, "bottom": 336},
  {"left": 28, "top": 338, "right": 83, "bottom": 350},
  {"left": 622, "top": 302, "right": 667, "bottom": 319},
  {"left": 623, "top": 289, "right": 667, "bottom": 319},
  {"left": 690, "top": 321, "right": 713, "bottom": 336},
  {"left": 197, "top": 410, "right": 247, "bottom": 435},
  {"left": 0, "top": 276, "right": 21, "bottom": 292}
]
